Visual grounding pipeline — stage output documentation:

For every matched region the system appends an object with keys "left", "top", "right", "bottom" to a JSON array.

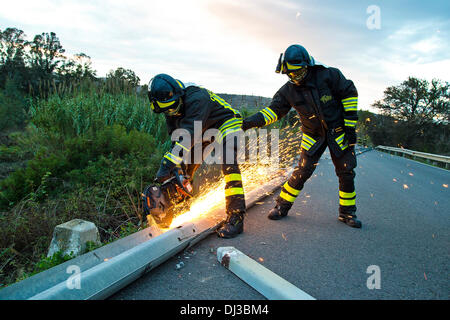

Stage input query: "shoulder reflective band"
[
  {"left": 259, "top": 107, "right": 278, "bottom": 126},
  {"left": 342, "top": 97, "right": 358, "bottom": 112},
  {"left": 280, "top": 191, "right": 296, "bottom": 203},
  {"left": 225, "top": 173, "right": 242, "bottom": 183},
  {"left": 156, "top": 100, "right": 177, "bottom": 109},
  {"left": 339, "top": 190, "right": 356, "bottom": 206},
  {"left": 344, "top": 119, "right": 357, "bottom": 127},
  {"left": 208, "top": 91, "right": 240, "bottom": 115},
  {"left": 225, "top": 187, "right": 244, "bottom": 197},
  {"left": 164, "top": 152, "right": 182, "bottom": 165},
  {"left": 283, "top": 181, "right": 300, "bottom": 196}
]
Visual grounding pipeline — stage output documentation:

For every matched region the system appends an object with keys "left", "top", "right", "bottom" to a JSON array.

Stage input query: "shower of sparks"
[{"left": 167, "top": 130, "right": 299, "bottom": 229}]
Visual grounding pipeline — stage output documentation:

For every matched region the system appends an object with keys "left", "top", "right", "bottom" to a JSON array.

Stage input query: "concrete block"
[{"left": 47, "top": 219, "right": 101, "bottom": 258}]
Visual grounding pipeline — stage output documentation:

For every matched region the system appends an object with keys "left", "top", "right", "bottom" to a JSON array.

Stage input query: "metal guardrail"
[
  {"left": 0, "top": 168, "right": 292, "bottom": 300},
  {"left": 376, "top": 146, "right": 450, "bottom": 169}
]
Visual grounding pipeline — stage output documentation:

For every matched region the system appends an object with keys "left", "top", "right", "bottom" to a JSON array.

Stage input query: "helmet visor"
[{"left": 287, "top": 67, "right": 308, "bottom": 85}]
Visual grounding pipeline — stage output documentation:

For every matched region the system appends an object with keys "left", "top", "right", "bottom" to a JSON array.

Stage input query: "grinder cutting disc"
[{"left": 142, "top": 184, "right": 174, "bottom": 228}]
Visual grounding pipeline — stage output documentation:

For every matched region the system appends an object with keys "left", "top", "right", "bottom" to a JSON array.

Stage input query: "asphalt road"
[{"left": 111, "top": 150, "right": 449, "bottom": 300}]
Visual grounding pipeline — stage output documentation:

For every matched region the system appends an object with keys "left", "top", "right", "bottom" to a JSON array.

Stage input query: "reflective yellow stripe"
[
  {"left": 342, "top": 97, "right": 358, "bottom": 103},
  {"left": 280, "top": 191, "right": 296, "bottom": 202},
  {"left": 164, "top": 152, "right": 182, "bottom": 164},
  {"left": 264, "top": 107, "right": 277, "bottom": 120},
  {"left": 218, "top": 118, "right": 243, "bottom": 142},
  {"left": 175, "top": 142, "right": 190, "bottom": 152},
  {"left": 225, "top": 173, "right": 242, "bottom": 183},
  {"left": 301, "top": 142, "right": 311, "bottom": 150},
  {"left": 218, "top": 127, "right": 243, "bottom": 143},
  {"left": 208, "top": 90, "right": 240, "bottom": 115},
  {"left": 156, "top": 100, "right": 177, "bottom": 108},
  {"left": 340, "top": 198, "right": 356, "bottom": 206},
  {"left": 344, "top": 119, "right": 357, "bottom": 127},
  {"left": 219, "top": 118, "right": 242, "bottom": 132},
  {"left": 261, "top": 109, "right": 274, "bottom": 122},
  {"left": 225, "top": 187, "right": 244, "bottom": 197},
  {"left": 302, "top": 134, "right": 316, "bottom": 145},
  {"left": 283, "top": 182, "right": 300, "bottom": 196},
  {"left": 336, "top": 133, "right": 345, "bottom": 144},
  {"left": 175, "top": 79, "right": 184, "bottom": 89},
  {"left": 339, "top": 191, "right": 356, "bottom": 198},
  {"left": 260, "top": 108, "right": 278, "bottom": 125}
]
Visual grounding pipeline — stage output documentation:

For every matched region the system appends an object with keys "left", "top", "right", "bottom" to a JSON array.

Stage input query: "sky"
[{"left": 1, "top": 0, "right": 449, "bottom": 112}]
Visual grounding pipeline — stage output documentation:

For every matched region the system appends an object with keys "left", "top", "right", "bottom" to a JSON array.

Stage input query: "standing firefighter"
[
  {"left": 146, "top": 74, "right": 246, "bottom": 238},
  {"left": 242, "top": 44, "right": 362, "bottom": 228}
]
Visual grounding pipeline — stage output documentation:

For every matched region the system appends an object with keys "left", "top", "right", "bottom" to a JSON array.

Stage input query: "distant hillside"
[{"left": 217, "top": 93, "right": 272, "bottom": 111}]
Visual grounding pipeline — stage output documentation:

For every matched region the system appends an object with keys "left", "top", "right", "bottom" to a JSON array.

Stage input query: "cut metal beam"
[{"left": 217, "top": 247, "right": 315, "bottom": 300}]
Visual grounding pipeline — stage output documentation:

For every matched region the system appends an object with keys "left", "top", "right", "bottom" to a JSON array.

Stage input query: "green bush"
[
  {"left": 0, "top": 88, "right": 173, "bottom": 287},
  {"left": 0, "top": 77, "right": 29, "bottom": 132}
]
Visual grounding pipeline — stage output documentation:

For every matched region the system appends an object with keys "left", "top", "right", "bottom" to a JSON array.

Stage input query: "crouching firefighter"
[
  {"left": 143, "top": 73, "right": 246, "bottom": 238},
  {"left": 242, "top": 44, "right": 362, "bottom": 228}
]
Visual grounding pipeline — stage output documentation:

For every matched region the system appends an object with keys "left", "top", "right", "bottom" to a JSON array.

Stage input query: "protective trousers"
[{"left": 277, "top": 141, "right": 357, "bottom": 215}]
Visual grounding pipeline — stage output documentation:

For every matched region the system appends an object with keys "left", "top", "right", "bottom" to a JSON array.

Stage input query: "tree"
[
  {"left": 373, "top": 77, "right": 449, "bottom": 125},
  {"left": 58, "top": 53, "right": 97, "bottom": 82},
  {"left": 0, "top": 28, "right": 27, "bottom": 89},
  {"left": 106, "top": 67, "right": 140, "bottom": 88},
  {"left": 27, "top": 32, "right": 65, "bottom": 90},
  {"left": 372, "top": 77, "right": 449, "bottom": 148}
]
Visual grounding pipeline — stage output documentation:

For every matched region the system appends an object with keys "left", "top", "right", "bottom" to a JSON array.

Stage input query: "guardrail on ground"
[{"left": 376, "top": 145, "right": 450, "bottom": 169}]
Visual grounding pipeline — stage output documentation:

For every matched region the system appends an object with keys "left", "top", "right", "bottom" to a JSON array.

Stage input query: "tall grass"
[{"left": 0, "top": 85, "right": 171, "bottom": 287}]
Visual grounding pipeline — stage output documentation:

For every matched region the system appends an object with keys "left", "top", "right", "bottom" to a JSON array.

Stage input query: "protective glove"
[
  {"left": 241, "top": 118, "right": 251, "bottom": 131},
  {"left": 344, "top": 127, "right": 357, "bottom": 147},
  {"left": 241, "top": 112, "right": 264, "bottom": 131}
]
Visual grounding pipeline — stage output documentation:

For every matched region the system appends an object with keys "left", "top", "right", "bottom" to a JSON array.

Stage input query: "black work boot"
[
  {"left": 217, "top": 213, "right": 244, "bottom": 238},
  {"left": 268, "top": 203, "right": 291, "bottom": 220},
  {"left": 338, "top": 212, "right": 362, "bottom": 228}
]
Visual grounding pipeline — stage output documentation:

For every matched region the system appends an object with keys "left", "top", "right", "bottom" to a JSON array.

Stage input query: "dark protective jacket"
[
  {"left": 243, "top": 65, "right": 358, "bottom": 157},
  {"left": 162, "top": 86, "right": 242, "bottom": 167}
]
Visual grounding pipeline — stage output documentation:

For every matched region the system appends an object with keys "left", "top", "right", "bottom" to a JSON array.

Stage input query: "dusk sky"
[{"left": 1, "top": 0, "right": 449, "bottom": 112}]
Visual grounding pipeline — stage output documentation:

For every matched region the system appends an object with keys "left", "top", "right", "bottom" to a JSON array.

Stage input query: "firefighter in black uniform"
[
  {"left": 242, "top": 45, "right": 362, "bottom": 228},
  {"left": 148, "top": 73, "right": 246, "bottom": 237}
]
